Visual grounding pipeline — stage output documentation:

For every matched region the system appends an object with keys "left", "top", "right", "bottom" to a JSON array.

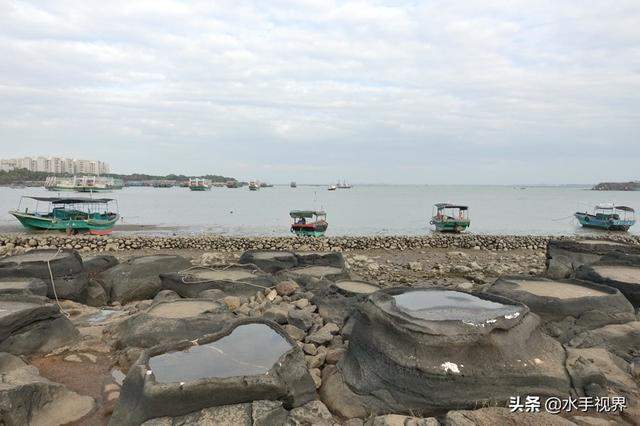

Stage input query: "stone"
[
  {"left": 223, "top": 296, "right": 241, "bottom": 311},
  {"left": 445, "top": 407, "right": 576, "bottom": 425},
  {"left": 83, "top": 254, "right": 119, "bottom": 275},
  {"left": 567, "top": 321, "right": 640, "bottom": 362},
  {"left": 372, "top": 414, "right": 439, "bottom": 426},
  {"left": 306, "top": 352, "right": 326, "bottom": 369},
  {"left": 325, "top": 347, "right": 346, "bottom": 364},
  {"left": 287, "top": 400, "right": 333, "bottom": 425},
  {"left": 302, "top": 343, "right": 317, "bottom": 355},
  {"left": 85, "top": 279, "right": 108, "bottom": 307},
  {"left": 283, "top": 324, "right": 306, "bottom": 341},
  {"left": 288, "top": 309, "right": 314, "bottom": 331},
  {"left": 0, "top": 352, "right": 95, "bottom": 425},
  {"left": 152, "top": 289, "right": 181, "bottom": 305},
  {"left": 141, "top": 403, "right": 252, "bottom": 425},
  {"left": 101, "top": 255, "right": 192, "bottom": 304},
  {"left": 252, "top": 400, "right": 288, "bottom": 426},
  {"left": 198, "top": 288, "right": 225, "bottom": 301},
  {"left": 408, "top": 261, "right": 423, "bottom": 271},
  {"left": 293, "top": 298, "right": 309, "bottom": 309},
  {"left": 276, "top": 280, "right": 300, "bottom": 296},
  {"left": 264, "top": 306, "right": 289, "bottom": 324},
  {"left": 239, "top": 250, "right": 299, "bottom": 273}
]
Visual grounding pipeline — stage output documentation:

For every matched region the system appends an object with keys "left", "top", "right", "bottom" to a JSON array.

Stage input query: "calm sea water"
[{"left": 0, "top": 185, "right": 639, "bottom": 236}]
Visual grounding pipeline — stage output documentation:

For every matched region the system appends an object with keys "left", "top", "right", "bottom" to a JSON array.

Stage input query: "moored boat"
[
  {"left": 249, "top": 181, "right": 259, "bottom": 191},
  {"left": 45, "top": 175, "right": 123, "bottom": 192},
  {"left": 290, "top": 210, "right": 328, "bottom": 237},
  {"left": 575, "top": 204, "right": 636, "bottom": 231},
  {"left": 188, "top": 178, "right": 211, "bottom": 191},
  {"left": 430, "top": 203, "right": 470, "bottom": 233},
  {"left": 9, "top": 196, "right": 119, "bottom": 235},
  {"left": 290, "top": 181, "right": 297, "bottom": 188},
  {"left": 328, "top": 185, "right": 337, "bottom": 191}
]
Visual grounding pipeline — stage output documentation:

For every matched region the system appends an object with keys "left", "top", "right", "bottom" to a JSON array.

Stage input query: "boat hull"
[
  {"left": 189, "top": 186, "right": 211, "bottom": 191},
  {"left": 574, "top": 213, "right": 635, "bottom": 231},
  {"left": 10, "top": 211, "right": 119, "bottom": 233},
  {"left": 291, "top": 223, "right": 328, "bottom": 237},
  {"left": 430, "top": 219, "right": 470, "bottom": 233}
]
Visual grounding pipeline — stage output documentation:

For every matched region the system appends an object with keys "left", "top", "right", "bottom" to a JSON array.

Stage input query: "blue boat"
[{"left": 575, "top": 204, "right": 636, "bottom": 231}]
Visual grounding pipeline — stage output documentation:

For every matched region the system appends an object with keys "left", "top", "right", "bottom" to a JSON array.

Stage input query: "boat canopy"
[
  {"left": 24, "top": 196, "right": 115, "bottom": 204},
  {"left": 290, "top": 210, "right": 326, "bottom": 218},
  {"left": 595, "top": 204, "right": 635, "bottom": 212},
  {"left": 434, "top": 203, "right": 468, "bottom": 210}
]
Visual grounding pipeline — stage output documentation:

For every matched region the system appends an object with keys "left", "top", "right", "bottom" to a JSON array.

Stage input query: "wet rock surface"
[
  {"left": 323, "top": 288, "right": 571, "bottom": 417},
  {"left": 110, "top": 319, "right": 315, "bottom": 425},
  {"left": 488, "top": 276, "right": 636, "bottom": 342}
]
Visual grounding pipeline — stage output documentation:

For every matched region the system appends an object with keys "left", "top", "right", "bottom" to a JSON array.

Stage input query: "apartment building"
[{"left": 0, "top": 157, "right": 111, "bottom": 174}]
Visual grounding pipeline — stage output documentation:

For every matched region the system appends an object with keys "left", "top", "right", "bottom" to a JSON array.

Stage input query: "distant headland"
[{"left": 592, "top": 181, "right": 640, "bottom": 191}]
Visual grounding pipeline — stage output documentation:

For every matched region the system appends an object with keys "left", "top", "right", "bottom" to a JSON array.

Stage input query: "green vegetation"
[{"left": 0, "top": 168, "right": 238, "bottom": 185}]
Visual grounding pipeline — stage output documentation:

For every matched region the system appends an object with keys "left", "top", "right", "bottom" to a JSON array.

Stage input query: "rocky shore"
[
  {"left": 0, "top": 239, "right": 639, "bottom": 425},
  {"left": 1, "top": 233, "right": 639, "bottom": 255}
]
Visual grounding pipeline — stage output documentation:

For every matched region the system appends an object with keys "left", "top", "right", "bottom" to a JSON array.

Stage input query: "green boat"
[
  {"left": 188, "top": 178, "right": 211, "bottom": 191},
  {"left": 9, "top": 196, "right": 119, "bottom": 235},
  {"left": 430, "top": 203, "right": 470, "bottom": 233},
  {"left": 290, "top": 210, "right": 328, "bottom": 237}
]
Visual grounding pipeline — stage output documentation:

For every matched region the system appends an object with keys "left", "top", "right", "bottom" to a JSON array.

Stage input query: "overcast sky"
[{"left": 0, "top": 1, "right": 639, "bottom": 184}]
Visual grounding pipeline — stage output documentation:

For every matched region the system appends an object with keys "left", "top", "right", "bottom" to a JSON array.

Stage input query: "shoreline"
[{"left": 1, "top": 233, "right": 639, "bottom": 254}]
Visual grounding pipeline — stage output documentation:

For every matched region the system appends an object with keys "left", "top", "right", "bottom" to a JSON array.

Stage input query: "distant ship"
[
  {"left": 290, "top": 181, "right": 297, "bottom": 188},
  {"left": 328, "top": 184, "right": 337, "bottom": 191},
  {"left": 337, "top": 180, "right": 352, "bottom": 189},
  {"left": 249, "top": 181, "right": 259, "bottom": 191},
  {"left": 188, "top": 178, "right": 211, "bottom": 191}
]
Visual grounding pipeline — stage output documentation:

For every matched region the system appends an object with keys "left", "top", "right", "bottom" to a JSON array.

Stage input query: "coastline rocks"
[
  {"left": 487, "top": 276, "right": 635, "bottom": 342},
  {"left": 160, "top": 265, "right": 275, "bottom": 299},
  {"left": 0, "top": 352, "right": 94, "bottom": 425},
  {"left": 444, "top": 407, "right": 577, "bottom": 425},
  {"left": 0, "top": 277, "right": 48, "bottom": 297},
  {"left": 322, "top": 288, "right": 571, "bottom": 417},
  {"left": 110, "top": 299, "right": 232, "bottom": 350},
  {"left": 239, "top": 250, "right": 299, "bottom": 273},
  {"left": 312, "top": 280, "right": 381, "bottom": 326},
  {"left": 574, "top": 258, "right": 640, "bottom": 307},
  {"left": 83, "top": 254, "right": 119, "bottom": 275},
  {"left": 110, "top": 320, "right": 316, "bottom": 425},
  {"left": 0, "top": 249, "right": 84, "bottom": 279},
  {"left": 545, "top": 240, "right": 640, "bottom": 279},
  {"left": 296, "top": 252, "right": 346, "bottom": 269},
  {"left": 0, "top": 294, "right": 78, "bottom": 355},
  {"left": 568, "top": 321, "right": 640, "bottom": 362},
  {"left": 99, "top": 255, "right": 191, "bottom": 304},
  {"left": 285, "top": 265, "right": 350, "bottom": 283}
]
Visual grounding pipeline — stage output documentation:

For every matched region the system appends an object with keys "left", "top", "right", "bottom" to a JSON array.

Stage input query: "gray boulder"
[
  {"left": 0, "top": 249, "right": 84, "bottom": 279},
  {"left": 239, "top": 250, "right": 299, "bottom": 273},
  {"left": 0, "top": 352, "right": 94, "bottom": 425},
  {"left": 296, "top": 252, "right": 346, "bottom": 269},
  {"left": 322, "top": 288, "right": 571, "bottom": 418},
  {"left": 312, "top": 279, "right": 380, "bottom": 326},
  {"left": 83, "top": 254, "right": 119, "bottom": 275},
  {"left": 568, "top": 321, "right": 640, "bottom": 362},
  {"left": 574, "top": 257, "right": 640, "bottom": 307},
  {"left": 110, "top": 319, "right": 316, "bottom": 426},
  {"left": 0, "top": 277, "right": 48, "bottom": 297},
  {"left": 487, "top": 276, "right": 635, "bottom": 342},
  {"left": 160, "top": 265, "right": 275, "bottom": 299},
  {"left": 100, "top": 255, "right": 192, "bottom": 304},
  {"left": 545, "top": 239, "right": 640, "bottom": 279}
]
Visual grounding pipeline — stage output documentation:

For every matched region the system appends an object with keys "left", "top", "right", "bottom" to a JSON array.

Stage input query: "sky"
[{"left": 0, "top": 0, "right": 639, "bottom": 184}]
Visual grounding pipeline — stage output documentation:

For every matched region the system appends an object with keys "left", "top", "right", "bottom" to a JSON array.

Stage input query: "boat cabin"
[{"left": 290, "top": 210, "right": 328, "bottom": 237}]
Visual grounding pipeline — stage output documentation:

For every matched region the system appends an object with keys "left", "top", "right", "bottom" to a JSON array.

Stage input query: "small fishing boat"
[
  {"left": 328, "top": 185, "right": 337, "bottom": 191},
  {"left": 290, "top": 210, "right": 328, "bottom": 237},
  {"left": 226, "top": 180, "right": 240, "bottom": 188},
  {"left": 249, "top": 181, "right": 259, "bottom": 191},
  {"left": 188, "top": 178, "right": 211, "bottom": 191},
  {"left": 430, "top": 203, "right": 470, "bottom": 233},
  {"left": 290, "top": 181, "right": 297, "bottom": 188},
  {"left": 9, "top": 196, "right": 119, "bottom": 235},
  {"left": 575, "top": 204, "right": 636, "bottom": 231},
  {"left": 337, "top": 180, "right": 352, "bottom": 189},
  {"left": 45, "top": 176, "right": 123, "bottom": 192}
]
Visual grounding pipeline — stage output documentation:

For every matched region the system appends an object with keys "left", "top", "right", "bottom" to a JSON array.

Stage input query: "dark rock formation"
[
  {"left": 592, "top": 181, "right": 640, "bottom": 191},
  {"left": 568, "top": 321, "right": 640, "bottom": 362},
  {"left": 99, "top": 255, "right": 192, "bottom": 304},
  {"left": 311, "top": 279, "right": 380, "bottom": 326},
  {"left": 0, "top": 249, "right": 84, "bottom": 279},
  {"left": 487, "top": 276, "right": 635, "bottom": 342},
  {"left": 322, "top": 288, "right": 571, "bottom": 418},
  {"left": 110, "top": 319, "right": 316, "bottom": 426},
  {"left": 574, "top": 257, "right": 640, "bottom": 306},
  {"left": 239, "top": 250, "right": 299, "bottom": 273},
  {"left": 0, "top": 277, "right": 48, "bottom": 297},
  {"left": 545, "top": 239, "right": 640, "bottom": 279},
  {"left": 83, "top": 254, "right": 119, "bottom": 275},
  {"left": 160, "top": 265, "right": 276, "bottom": 299}
]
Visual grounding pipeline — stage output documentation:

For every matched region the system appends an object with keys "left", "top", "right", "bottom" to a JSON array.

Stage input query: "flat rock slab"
[
  {"left": 110, "top": 319, "right": 315, "bottom": 426},
  {"left": 0, "top": 297, "right": 59, "bottom": 341},
  {"left": 0, "top": 249, "right": 84, "bottom": 279},
  {"left": 0, "top": 277, "right": 48, "bottom": 297},
  {"left": 488, "top": 276, "right": 635, "bottom": 342},
  {"left": 0, "top": 352, "right": 94, "bottom": 425},
  {"left": 100, "top": 255, "right": 192, "bottom": 304},
  {"left": 83, "top": 255, "right": 119, "bottom": 275},
  {"left": 295, "top": 252, "right": 345, "bottom": 269},
  {"left": 322, "top": 287, "right": 571, "bottom": 417},
  {"left": 239, "top": 250, "right": 299, "bottom": 273},
  {"left": 161, "top": 266, "right": 275, "bottom": 299},
  {"left": 286, "top": 266, "right": 349, "bottom": 282},
  {"left": 568, "top": 321, "right": 640, "bottom": 362},
  {"left": 147, "top": 300, "right": 220, "bottom": 319},
  {"left": 576, "top": 260, "right": 640, "bottom": 307},
  {"left": 312, "top": 280, "right": 380, "bottom": 326}
]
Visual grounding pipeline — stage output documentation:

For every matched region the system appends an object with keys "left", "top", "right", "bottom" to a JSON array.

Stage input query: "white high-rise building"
[{"left": 0, "top": 157, "right": 111, "bottom": 175}]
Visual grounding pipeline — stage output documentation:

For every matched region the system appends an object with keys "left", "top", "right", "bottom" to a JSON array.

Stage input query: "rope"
[
  {"left": 551, "top": 214, "right": 576, "bottom": 222},
  {"left": 46, "top": 248, "right": 70, "bottom": 318}
]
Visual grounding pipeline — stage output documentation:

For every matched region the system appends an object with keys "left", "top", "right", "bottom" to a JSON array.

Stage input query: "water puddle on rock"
[
  {"left": 186, "top": 269, "right": 255, "bottom": 282},
  {"left": 148, "top": 323, "right": 292, "bottom": 383},
  {"left": 392, "top": 290, "right": 525, "bottom": 323},
  {"left": 292, "top": 266, "right": 343, "bottom": 278},
  {"left": 592, "top": 266, "right": 640, "bottom": 284},
  {"left": 334, "top": 280, "right": 380, "bottom": 295},
  {"left": 148, "top": 300, "right": 219, "bottom": 319},
  {"left": 85, "top": 310, "right": 121, "bottom": 325},
  {"left": 512, "top": 280, "right": 607, "bottom": 299}
]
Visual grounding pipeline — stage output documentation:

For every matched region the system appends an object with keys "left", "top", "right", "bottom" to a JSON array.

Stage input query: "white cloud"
[{"left": 0, "top": 0, "right": 639, "bottom": 183}]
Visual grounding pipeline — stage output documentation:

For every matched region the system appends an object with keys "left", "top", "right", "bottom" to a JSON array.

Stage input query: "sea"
[{"left": 1, "top": 185, "right": 639, "bottom": 236}]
